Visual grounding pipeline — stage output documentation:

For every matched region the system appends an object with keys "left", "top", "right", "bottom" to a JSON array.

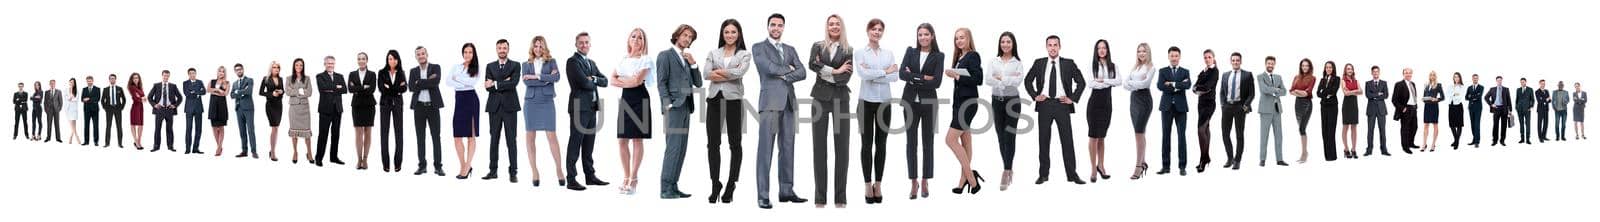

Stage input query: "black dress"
[
  {"left": 1424, "top": 83, "right": 1442, "bottom": 123},
  {"left": 259, "top": 76, "right": 284, "bottom": 126},
  {"left": 208, "top": 79, "right": 229, "bottom": 127}
]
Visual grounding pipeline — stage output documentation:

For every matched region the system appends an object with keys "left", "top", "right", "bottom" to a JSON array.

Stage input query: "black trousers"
[
  {"left": 1469, "top": 103, "right": 1483, "bottom": 145},
  {"left": 1160, "top": 110, "right": 1188, "bottom": 170},
  {"left": 707, "top": 96, "right": 746, "bottom": 186},
  {"left": 315, "top": 112, "right": 343, "bottom": 163},
  {"left": 810, "top": 98, "right": 849, "bottom": 204},
  {"left": 1220, "top": 105, "right": 1248, "bottom": 165},
  {"left": 1538, "top": 108, "right": 1549, "bottom": 142},
  {"left": 380, "top": 107, "right": 405, "bottom": 171},
  {"left": 1320, "top": 101, "right": 1338, "bottom": 160},
  {"left": 1449, "top": 104, "right": 1464, "bottom": 147},
  {"left": 13, "top": 109, "right": 27, "bottom": 139},
  {"left": 184, "top": 112, "right": 202, "bottom": 152},
  {"left": 1517, "top": 109, "right": 1531, "bottom": 143},
  {"left": 992, "top": 96, "right": 1020, "bottom": 170},
  {"left": 566, "top": 109, "right": 600, "bottom": 182},
  {"left": 1399, "top": 106, "right": 1419, "bottom": 151},
  {"left": 904, "top": 101, "right": 936, "bottom": 179},
  {"left": 1037, "top": 106, "right": 1079, "bottom": 180},
  {"left": 104, "top": 110, "right": 123, "bottom": 146},
  {"left": 414, "top": 108, "right": 443, "bottom": 172},
  {"left": 154, "top": 114, "right": 175, "bottom": 151},
  {"left": 1492, "top": 109, "right": 1511, "bottom": 145},
  {"left": 83, "top": 107, "right": 100, "bottom": 145},
  {"left": 858, "top": 100, "right": 888, "bottom": 182},
  {"left": 486, "top": 111, "right": 519, "bottom": 175}
]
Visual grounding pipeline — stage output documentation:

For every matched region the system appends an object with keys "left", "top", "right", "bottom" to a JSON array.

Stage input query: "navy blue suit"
[{"left": 1157, "top": 66, "right": 1191, "bottom": 171}]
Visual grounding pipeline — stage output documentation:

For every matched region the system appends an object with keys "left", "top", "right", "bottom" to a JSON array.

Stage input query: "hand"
[
  {"left": 682, "top": 52, "right": 696, "bottom": 65},
  {"left": 1034, "top": 95, "right": 1047, "bottom": 102},
  {"left": 886, "top": 64, "right": 899, "bottom": 74},
  {"left": 273, "top": 91, "right": 282, "bottom": 97},
  {"left": 1166, "top": 82, "right": 1175, "bottom": 87},
  {"left": 1058, "top": 96, "right": 1073, "bottom": 104},
  {"left": 523, "top": 74, "right": 537, "bottom": 80},
  {"left": 428, "top": 74, "right": 439, "bottom": 79},
  {"left": 922, "top": 75, "right": 934, "bottom": 81},
  {"left": 839, "top": 60, "right": 853, "bottom": 73},
  {"left": 483, "top": 79, "right": 493, "bottom": 88}
]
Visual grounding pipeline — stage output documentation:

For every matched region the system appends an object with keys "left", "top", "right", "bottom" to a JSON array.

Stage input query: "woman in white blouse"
[
  {"left": 853, "top": 18, "right": 895, "bottom": 203},
  {"left": 985, "top": 32, "right": 1024, "bottom": 190},
  {"left": 448, "top": 43, "right": 484, "bottom": 179},
  {"left": 1084, "top": 39, "right": 1119, "bottom": 183},
  {"left": 63, "top": 78, "right": 81, "bottom": 145},
  {"left": 1447, "top": 72, "right": 1467, "bottom": 149},
  {"left": 1123, "top": 43, "right": 1155, "bottom": 180},
  {"left": 610, "top": 28, "right": 654, "bottom": 195}
]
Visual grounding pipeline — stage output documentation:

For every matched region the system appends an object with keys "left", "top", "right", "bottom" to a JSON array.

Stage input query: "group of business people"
[{"left": 11, "top": 13, "right": 1594, "bottom": 210}]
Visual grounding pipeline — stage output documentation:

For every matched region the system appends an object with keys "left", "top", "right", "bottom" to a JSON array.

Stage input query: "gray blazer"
[
  {"left": 807, "top": 41, "right": 853, "bottom": 101},
  {"left": 704, "top": 49, "right": 751, "bottom": 100},
  {"left": 656, "top": 48, "right": 703, "bottom": 112},
  {"left": 43, "top": 89, "right": 61, "bottom": 112},
  {"left": 1257, "top": 73, "right": 1286, "bottom": 114},
  {"left": 752, "top": 40, "right": 807, "bottom": 112},
  {"left": 522, "top": 60, "right": 561, "bottom": 104},
  {"left": 231, "top": 75, "right": 255, "bottom": 112},
  {"left": 1553, "top": 89, "right": 1570, "bottom": 111},
  {"left": 1365, "top": 79, "right": 1389, "bottom": 116}
]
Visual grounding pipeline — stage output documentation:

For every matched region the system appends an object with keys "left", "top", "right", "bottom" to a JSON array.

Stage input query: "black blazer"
[
  {"left": 1516, "top": 86, "right": 1534, "bottom": 112},
  {"left": 315, "top": 71, "right": 347, "bottom": 114},
  {"left": 13, "top": 91, "right": 27, "bottom": 111},
  {"left": 484, "top": 59, "right": 521, "bottom": 113},
  {"left": 1316, "top": 75, "right": 1340, "bottom": 104},
  {"left": 377, "top": 68, "right": 407, "bottom": 110},
  {"left": 348, "top": 69, "right": 377, "bottom": 108},
  {"left": 950, "top": 51, "right": 984, "bottom": 98},
  {"left": 566, "top": 53, "right": 607, "bottom": 113},
  {"left": 149, "top": 82, "right": 181, "bottom": 116},
  {"left": 1219, "top": 70, "right": 1255, "bottom": 110},
  {"left": 81, "top": 86, "right": 102, "bottom": 111},
  {"left": 807, "top": 42, "right": 853, "bottom": 101},
  {"left": 1486, "top": 86, "right": 1512, "bottom": 113},
  {"left": 102, "top": 86, "right": 126, "bottom": 112},
  {"left": 898, "top": 48, "right": 944, "bottom": 104},
  {"left": 1391, "top": 80, "right": 1416, "bottom": 120},
  {"left": 1024, "top": 57, "right": 1085, "bottom": 113},
  {"left": 1535, "top": 89, "right": 1551, "bottom": 110},
  {"left": 1466, "top": 84, "right": 1484, "bottom": 106},
  {"left": 408, "top": 63, "right": 443, "bottom": 109}
]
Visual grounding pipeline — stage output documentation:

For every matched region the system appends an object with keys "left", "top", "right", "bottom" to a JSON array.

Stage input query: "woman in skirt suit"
[
  {"left": 260, "top": 62, "right": 285, "bottom": 161},
  {"left": 1421, "top": 71, "right": 1443, "bottom": 152},
  {"left": 522, "top": 36, "right": 565, "bottom": 186},
  {"left": 942, "top": 28, "right": 984, "bottom": 194},
  {"left": 287, "top": 58, "right": 315, "bottom": 163},
  {"left": 1085, "top": 39, "right": 1119, "bottom": 183},
  {"left": 208, "top": 66, "right": 231, "bottom": 157}
]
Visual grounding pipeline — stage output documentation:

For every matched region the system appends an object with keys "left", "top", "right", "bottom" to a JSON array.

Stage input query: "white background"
[{"left": 2, "top": 0, "right": 1596, "bottom": 221}]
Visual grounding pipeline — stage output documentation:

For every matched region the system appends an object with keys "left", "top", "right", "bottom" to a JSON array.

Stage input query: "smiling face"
[
  {"left": 628, "top": 29, "right": 645, "bottom": 55},
  {"left": 1094, "top": 41, "right": 1108, "bottom": 60},
  {"left": 461, "top": 46, "right": 475, "bottom": 64},
  {"left": 323, "top": 57, "right": 336, "bottom": 73},
  {"left": 1135, "top": 45, "right": 1149, "bottom": 64},
  {"left": 386, "top": 53, "right": 399, "bottom": 69},
  {"left": 1228, "top": 54, "right": 1241, "bottom": 70},
  {"left": 1168, "top": 50, "right": 1181, "bottom": 66},
  {"left": 767, "top": 18, "right": 785, "bottom": 40},
  {"left": 234, "top": 65, "right": 245, "bottom": 77},
  {"left": 495, "top": 42, "right": 509, "bottom": 60},
  {"left": 866, "top": 23, "right": 883, "bottom": 44},
  {"left": 1299, "top": 60, "right": 1312, "bottom": 75},
  {"left": 954, "top": 30, "right": 970, "bottom": 51},
  {"left": 357, "top": 53, "right": 369, "bottom": 69},
  {"left": 916, "top": 28, "right": 932, "bottom": 49},
  {"left": 1203, "top": 52, "right": 1215, "bottom": 67},
  {"left": 825, "top": 17, "right": 842, "bottom": 41},
  {"left": 999, "top": 35, "right": 1014, "bottom": 57},
  {"left": 1046, "top": 38, "right": 1060, "bottom": 58},
  {"left": 293, "top": 60, "right": 305, "bottom": 75},
  {"left": 576, "top": 35, "right": 591, "bottom": 55},
  {"left": 1265, "top": 59, "right": 1276, "bottom": 73},
  {"left": 415, "top": 48, "right": 430, "bottom": 65}
]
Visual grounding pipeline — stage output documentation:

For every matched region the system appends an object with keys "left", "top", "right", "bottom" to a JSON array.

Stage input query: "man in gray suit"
[
  {"left": 1256, "top": 57, "right": 1287, "bottom": 167},
  {"left": 231, "top": 64, "right": 258, "bottom": 158},
  {"left": 1364, "top": 66, "right": 1390, "bottom": 155},
  {"left": 657, "top": 24, "right": 703, "bottom": 200},
  {"left": 752, "top": 13, "right": 809, "bottom": 209},
  {"left": 43, "top": 80, "right": 61, "bottom": 143}
]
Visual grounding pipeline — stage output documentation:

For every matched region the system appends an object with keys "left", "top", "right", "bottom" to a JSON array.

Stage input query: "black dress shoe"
[
  {"left": 1197, "top": 164, "right": 1207, "bottom": 173},
  {"left": 331, "top": 159, "right": 346, "bottom": 165},
  {"left": 758, "top": 199, "right": 773, "bottom": 209},
  {"left": 1276, "top": 161, "right": 1289, "bottom": 166},
  {"left": 1069, "top": 178, "right": 1086, "bottom": 184},
  {"left": 1156, "top": 169, "right": 1171, "bottom": 175},
  {"left": 413, "top": 168, "right": 427, "bottom": 175},
  {"left": 778, "top": 195, "right": 809, "bottom": 203},
  {"left": 530, "top": 180, "right": 539, "bottom": 187},
  {"left": 509, "top": 175, "right": 519, "bottom": 183},
  {"left": 1179, "top": 169, "right": 1187, "bottom": 176},
  {"left": 434, "top": 170, "right": 446, "bottom": 176},
  {"left": 660, "top": 191, "right": 691, "bottom": 199},
  {"left": 235, "top": 153, "right": 248, "bottom": 158},
  {"left": 586, "top": 178, "right": 610, "bottom": 186},
  {"left": 481, "top": 172, "right": 498, "bottom": 180},
  {"left": 566, "top": 183, "right": 588, "bottom": 191},
  {"left": 1034, "top": 177, "right": 1048, "bottom": 185}
]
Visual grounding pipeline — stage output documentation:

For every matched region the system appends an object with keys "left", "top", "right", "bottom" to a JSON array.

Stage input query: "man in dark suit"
[
  {"left": 1515, "top": 78, "right": 1535, "bottom": 144},
  {"left": 79, "top": 76, "right": 102, "bottom": 146},
  {"left": 1487, "top": 76, "right": 1512, "bottom": 146},
  {"left": 752, "top": 13, "right": 810, "bottom": 209},
  {"left": 659, "top": 26, "right": 703, "bottom": 199},
  {"left": 1466, "top": 74, "right": 1486, "bottom": 147},
  {"left": 1393, "top": 68, "right": 1421, "bottom": 153},
  {"left": 232, "top": 64, "right": 257, "bottom": 158},
  {"left": 1535, "top": 79, "right": 1551, "bottom": 143},
  {"left": 314, "top": 56, "right": 348, "bottom": 166},
  {"left": 1024, "top": 36, "right": 1087, "bottom": 183},
  {"left": 482, "top": 39, "right": 522, "bottom": 182},
  {"left": 102, "top": 74, "right": 127, "bottom": 148},
  {"left": 1364, "top": 66, "right": 1390, "bottom": 156},
  {"left": 409, "top": 46, "right": 447, "bottom": 176},
  {"left": 44, "top": 80, "right": 62, "bottom": 142},
  {"left": 150, "top": 70, "right": 182, "bottom": 152},
  {"left": 182, "top": 68, "right": 206, "bottom": 154},
  {"left": 14, "top": 83, "right": 29, "bottom": 140},
  {"left": 1155, "top": 46, "right": 1191, "bottom": 175},
  {"left": 564, "top": 33, "right": 610, "bottom": 190},
  {"left": 1218, "top": 52, "right": 1254, "bottom": 170}
]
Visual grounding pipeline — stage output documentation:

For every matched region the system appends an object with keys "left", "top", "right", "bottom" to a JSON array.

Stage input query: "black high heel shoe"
[
  {"left": 709, "top": 182, "right": 724, "bottom": 204},
  {"left": 969, "top": 171, "right": 984, "bottom": 194},
  {"left": 1097, "top": 168, "right": 1111, "bottom": 180},
  {"left": 951, "top": 181, "right": 968, "bottom": 194},
  {"left": 455, "top": 168, "right": 473, "bottom": 180}
]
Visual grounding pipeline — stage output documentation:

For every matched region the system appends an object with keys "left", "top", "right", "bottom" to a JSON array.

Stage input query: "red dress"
[{"left": 130, "top": 86, "right": 145, "bottom": 125}]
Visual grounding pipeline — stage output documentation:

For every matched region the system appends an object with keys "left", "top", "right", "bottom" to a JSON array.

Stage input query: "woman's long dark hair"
[
  {"left": 463, "top": 43, "right": 480, "bottom": 77},
  {"left": 997, "top": 31, "right": 1019, "bottom": 59},
  {"left": 291, "top": 58, "right": 307, "bottom": 84},
  {"left": 719, "top": 19, "right": 747, "bottom": 52},
  {"left": 382, "top": 49, "right": 404, "bottom": 75},
  {"left": 1091, "top": 39, "right": 1115, "bottom": 78},
  {"left": 68, "top": 78, "right": 77, "bottom": 95},
  {"left": 915, "top": 23, "right": 940, "bottom": 53}
]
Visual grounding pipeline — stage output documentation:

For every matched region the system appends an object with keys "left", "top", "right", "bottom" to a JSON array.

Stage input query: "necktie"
[
  {"left": 1227, "top": 72, "right": 1237, "bottom": 102},
  {"left": 1048, "top": 61, "right": 1058, "bottom": 97}
]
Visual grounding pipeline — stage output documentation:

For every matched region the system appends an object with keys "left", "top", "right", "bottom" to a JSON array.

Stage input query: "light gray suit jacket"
[
  {"left": 753, "top": 40, "right": 808, "bottom": 112},
  {"left": 1257, "top": 72, "right": 1286, "bottom": 114}
]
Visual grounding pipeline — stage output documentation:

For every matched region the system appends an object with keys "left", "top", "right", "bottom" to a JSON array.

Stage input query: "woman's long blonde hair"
[
  {"left": 627, "top": 28, "right": 648, "bottom": 57},
  {"left": 528, "top": 36, "right": 552, "bottom": 62},
  {"left": 822, "top": 14, "right": 849, "bottom": 50}
]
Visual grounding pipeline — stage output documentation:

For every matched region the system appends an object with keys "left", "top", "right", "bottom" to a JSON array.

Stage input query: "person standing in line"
[
  {"left": 260, "top": 62, "right": 285, "bottom": 160},
  {"left": 1084, "top": 39, "right": 1119, "bottom": 180},
  {"left": 377, "top": 50, "right": 408, "bottom": 172},
  {"left": 287, "top": 59, "right": 316, "bottom": 163},
  {"left": 1573, "top": 83, "right": 1586, "bottom": 139},
  {"left": 149, "top": 71, "right": 181, "bottom": 152},
  {"left": 659, "top": 24, "right": 703, "bottom": 200},
  {"left": 410, "top": 47, "right": 448, "bottom": 176},
  {"left": 1553, "top": 81, "right": 1570, "bottom": 141},
  {"left": 1217, "top": 52, "right": 1254, "bottom": 170},
  {"left": 942, "top": 27, "right": 984, "bottom": 194},
  {"left": 707, "top": 19, "right": 752, "bottom": 203},
  {"left": 563, "top": 33, "right": 612, "bottom": 189},
  {"left": 182, "top": 69, "right": 206, "bottom": 154},
  {"left": 65, "top": 79, "right": 82, "bottom": 145},
  {"left": 1363, "top": 65, "right": 1389, "bottom": 156},
  {"left": 127, "top": 73, "right": 145, "bottom": 150},
  {"left": 449, "top": 43, "right": 484, "bottom": 179},
  {"left": 986, "top": 32, "right": 1025, "bottom": 187},
  {"left": 30, "top": 82, "right": 45, "bottom": 141},
  {"left": 1393, "top": 68, "right": 1421, "bottom": 153},
  {"left": 231, "top": 64, "right": 258, "bottom": 158},
  {"left": 1288, "top": 59, "right": 1316, "bottom": 163},
  {"left": 612, "top": 29, "right": 654, "bottom": 195},
  {"left": 1536, "top": 79, "right": 1551, "bottom": 143},
  {"left": 101, "top": 74, "right": 126, "bottom": 148},
  {"left": 314, "top": 56, "right": 349, "bottom": 166},
  {"left": 520, "top": 37, "right": 564, "bottom": 186},
  {"left": 1256, "top": 56, "right": 1287, "bottom": 167},
  {"left": 1026, "top": 36, "right": 1087, "bottom": 182},
  {"left": 1486, "top": 76, "right": 1512, "bottom": 146},
  {"left": 482, "top": 40, "right": 523, "bottom": 182},
  {"left": 350, "top": 53, "right": 379, "bottom": 169},
  {"left": 1339, "top": 64, "right": 1361, "bottom": 157},
  {"left": 1466, "top": 74, "right": 1485, "bottom": 148},
  {"left": 207, "top": 66, "right": 230, "bottom": 157},
  {"left": 1315, "top": 61, "right": 1340, "bottom": 159},
  {"left": 753, "top": 13, "right": 812, "bottom": 209},
  {"left": 14, "top": 82, "right": 29, "bottom": 140},
  {"left": 1515, "top": 78, "right": 1534, "bottom": 145},
  {"left": 807, "top": 15, "right": 853, "bottom": 207},
  {"left": 1122, "top": 43, "right": 1154, "bottom": 179},
  {"left": 1420, "top": 71, "right": 1442, "bottom": 152},
  {"left": 81, "top": 75, "right": 101, "bottom": 147},
  {"left": 44, "top": 80, "right": 63, "bottom": 143},
  {"left": 1192, "top": 50, "right": 1219, "bottom": 172},
  {"left": 1447, "top": 73, "right": 1468, "bottom": 149},
  {"left": 1155, "top": 46, "right": 1191, "bottom": 175}
]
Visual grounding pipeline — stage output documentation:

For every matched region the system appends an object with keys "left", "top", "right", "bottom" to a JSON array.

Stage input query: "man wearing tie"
[
  {"left": 44, "top": 80, "right": 62, "bottom": 143},
  {"left": 1256, "top": 56, "right": 1287, "bottom": 167},
  {"left": 1535, "top": 80, "right": 1551, "bottom": 143},
  {"left": 1487, "top": 76, "right": 1512, "bottom": 146},
  {"left": 1364, "top": 66, "right": 1390, "bottom": 155},
  {"left": 183, "top": 68, "right": 207, "bottom": 154},
  {"left": 752, "top": 13, "right": 810, "bottom": 209},
  {"left": 1025, "top": 36, "right": 1087, "bottom": 183},
  {"left": 1153, "top": 46, "right": 1190, "bottom": 175},
  {"left": 483, "top": 40, "right": 522, "bottom": 182},
  {"left": 150, "top": 70, "right": 182, "bottom": 152},
  {"left": 658, "top": 25, "right": 703, "bottom": 199},
  {"left": 1515, "top": 78, "right": 1535, "bottom": 144},
  {"left": 1466, "top": 74, "right": 1485, "bottom": 147},
  {"left": 410, "top": 47, "right": 447, "bottom": 176},
  {"left": 1393, "top": 68, "right": 1421, "bottom": 153},
  {"left": 563, "top": 34, "right": 611, "bottom": 190},
  {"left": 1218, "top": 52, "right": 1254, "bottom": 170},
  {"left": 315, "top": 56, "right": 349, "bottom": 166},
  {"left": 81, "top": 76, "right": 102, "bottom": 146},
  {"left": 102, "top": 74, "right": 127, "bottom": 148},
  {"left": 231, "top": 64, "right": 258, "bottom": 158}
]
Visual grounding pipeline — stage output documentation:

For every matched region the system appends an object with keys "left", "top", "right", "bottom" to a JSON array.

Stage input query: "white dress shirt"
[
  {"left": 1448, "top": 83, "right": 1468, "bottom": 105},
  {"left": 985, "top": 56, "right": 1024, "bottom": 97},
  {"left": 616, "top": 55, "right": 656, "bottom": 87},
  {"left": 447, "top": 63, "right": 482, "bottom": 92},
  {"left": 1088, "top": 64, "right": 1120, "bottom": 90},
  {"left": 1123, "top": 64, "right": 1154, "bottom": 91},
  {"left": 855, "top": 46, "right": 898, "bottom": 103}
]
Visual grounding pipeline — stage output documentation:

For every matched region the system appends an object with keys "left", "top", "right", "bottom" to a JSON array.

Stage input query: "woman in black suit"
[
  {"left": 208, "top": 66, "right": 231, "bottom": 157},
  {"left": 900, "top": 23, "right": 943, "bottom": 200},
  {"left": 943, "top": 27, "right": 984, "bottom": 195},
  {"left": 260, "top": 61, "right": 284, "bottom": 161},
  {"left": 378, "top": 50, "right": 408, "bottom": 172},
  {"left": 1085, "top": 39, "right": 1118, "bottom": 182},
  {"left": 1315, "top": 61, "right": 1339, "bottom": 161},
  {"left": 30, "top": 82, "right": 42, "bottom": 141},
  {"left": 349, "top": 53, "right": 379, "bottom": 170}
]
